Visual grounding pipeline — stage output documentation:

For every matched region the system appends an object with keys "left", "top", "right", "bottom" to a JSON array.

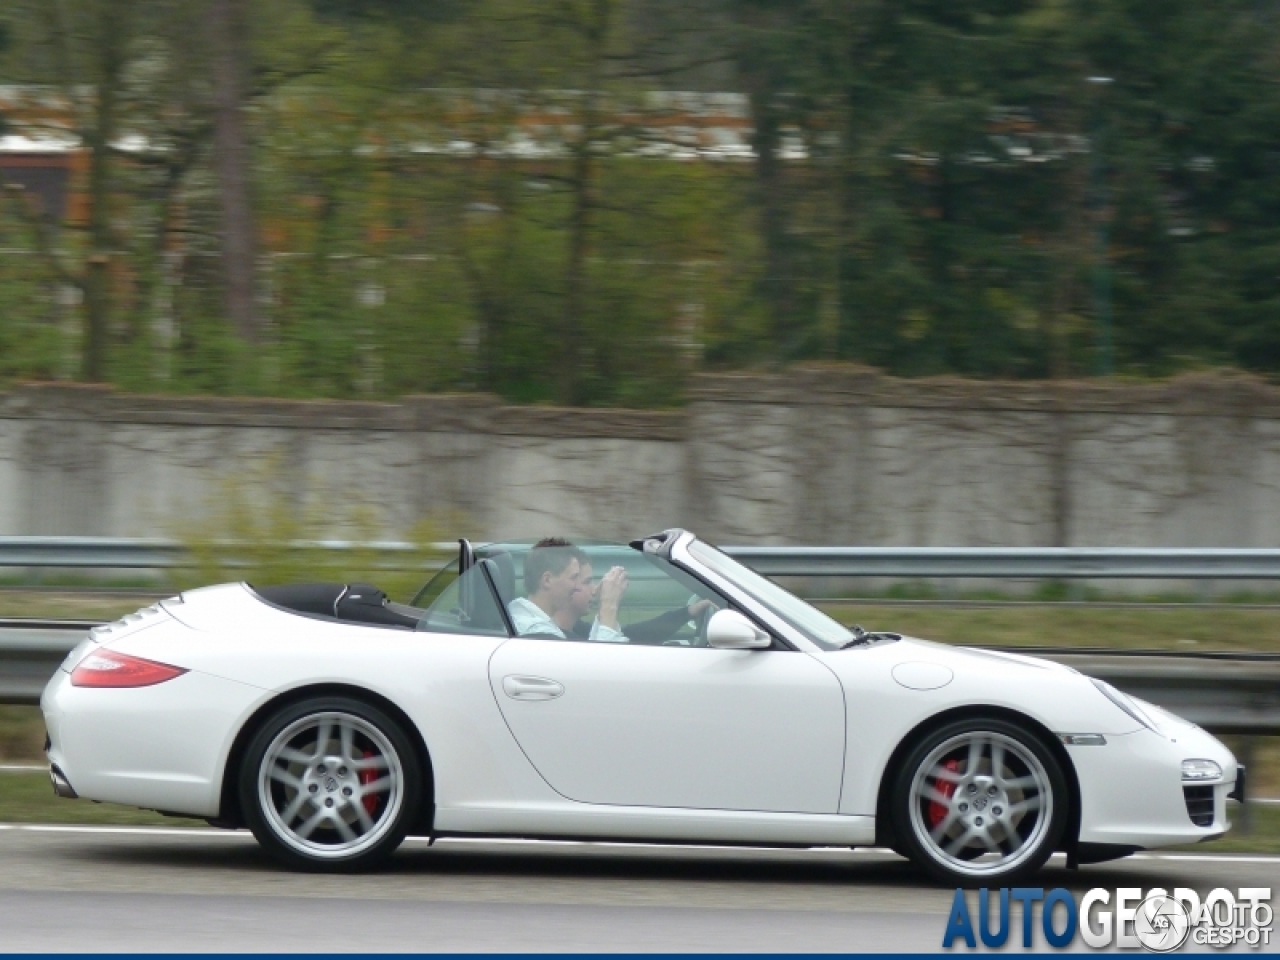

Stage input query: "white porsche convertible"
[{"left": 41, "top": 529, "right": 1241, "bottom": 883}]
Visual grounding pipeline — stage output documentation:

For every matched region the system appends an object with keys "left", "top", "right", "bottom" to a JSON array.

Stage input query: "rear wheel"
[
  {"left": 890, "top": 716, "right": 1067, "bottom": 886},
  {"left": 239, "top": 696, "right": 422, "bottom": 871}
]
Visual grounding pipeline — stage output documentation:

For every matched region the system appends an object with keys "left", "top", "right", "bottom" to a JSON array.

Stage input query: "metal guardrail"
[
  {"left": 1, "top": 619, "right": 1277, "bottom": 736},
  {"left": 0, "top": 621, "right": 89, "bottom": 705},
  {"left": 0, "top": 537, "right": 429, "bottom": 569},
  {"left": 7, "top": 536, "right": 1280, "bottom": 579},
  {"left": 0, "top": 538, "right": 181, "bottom": 568},
  {"left": 727, "top": 546, "right": 1280, "bottom": 579}
]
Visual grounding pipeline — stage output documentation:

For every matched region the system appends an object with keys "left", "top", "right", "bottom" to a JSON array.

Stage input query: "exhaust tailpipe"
[{"left": 49, "top": 764, "right": 78, "bottom": 799}]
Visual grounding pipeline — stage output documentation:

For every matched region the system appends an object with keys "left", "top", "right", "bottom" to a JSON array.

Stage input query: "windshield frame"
[{"left": 677, "top": 538, "right": 856, "bottom": 652}]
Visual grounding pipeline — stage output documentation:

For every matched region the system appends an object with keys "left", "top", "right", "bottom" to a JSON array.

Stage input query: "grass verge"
[
  {"left": 0, "top": 771, "right": 204, "bottom": 827},
  {"left": 0, "top": 591, "right": 162, "bottom": 621},
  {"left": 1165, "top": 803, "right": 1280, "bottom": 854}
]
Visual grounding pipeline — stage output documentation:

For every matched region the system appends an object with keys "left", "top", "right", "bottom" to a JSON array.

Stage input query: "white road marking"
[
  {"left": 6, "top": 824, "right": 238, "bottom": 837},
  {"left": 0, "top": 765, "right": 47, "bottom": 772},
  {"left": 1130, "top": 853, "right": 1280, "bottom": 863},
  {"left": 418, "top": 836, "right": 881, "bottom": 853}
]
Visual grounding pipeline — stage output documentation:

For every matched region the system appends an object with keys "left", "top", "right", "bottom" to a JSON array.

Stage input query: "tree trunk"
[
  {"left": 82, "top": 0, "right": 126, "bottom": 382},
  {"left": 209, "top": 0, "right": 257, "bottom": 343},
  {"left": 562, "top": 118, "right": 594, "bottom": 406},
  {"left": 834, "top": 83, "right": 863, "bottom": 363},
  {"left": 560, "top": 0, "right": 611, "bottom": 406},
  {"left": 748, "top": 86, "right": 795, "bottom": 362}
]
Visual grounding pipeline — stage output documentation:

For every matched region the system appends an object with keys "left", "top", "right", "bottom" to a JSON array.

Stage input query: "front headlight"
[
  {"left": 1182, "top": 759, "right": 1223, "bottom": 782},
  {"left": 1091, "top": 678, "right": 1159, "bottom": 733}
]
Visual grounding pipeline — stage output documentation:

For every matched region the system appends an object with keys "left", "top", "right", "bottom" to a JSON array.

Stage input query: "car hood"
[
  {"left": 886, "top": 638, "right": 1194, "bottom": 735},
  {"left": 817, "top": 634, "right": 1148, "bottom": 737},
  {"left": 874, "top": 634, "right": 1073, "bottom": 674}
]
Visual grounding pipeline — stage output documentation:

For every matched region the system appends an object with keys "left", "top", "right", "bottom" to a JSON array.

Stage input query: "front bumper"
[
  {"left": 1228, "top": 764, "right": 1246, "bottom": 804},
  {"left": 1068, "top": 723, "right": 1238, "bottom": 849}
]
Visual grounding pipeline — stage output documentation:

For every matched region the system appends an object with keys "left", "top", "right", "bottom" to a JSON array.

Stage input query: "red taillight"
[{"left": 70, "top": 650, "right": 187, "bottom": 688}]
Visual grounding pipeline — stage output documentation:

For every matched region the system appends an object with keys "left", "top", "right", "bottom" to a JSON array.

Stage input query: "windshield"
[
  {"left": 411, "top": 539, "right": 729, "bottom": 645},
  {"left": 687, "top": 540, "right": 854, "bottom": 651}
]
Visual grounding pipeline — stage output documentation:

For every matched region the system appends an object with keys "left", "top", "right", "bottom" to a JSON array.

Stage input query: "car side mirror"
[{"left": 706, "top": 609, "right": 771, "bottom": 650}]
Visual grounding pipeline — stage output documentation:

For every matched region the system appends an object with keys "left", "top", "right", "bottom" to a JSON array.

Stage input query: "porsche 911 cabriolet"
[{"left": 41, "top": 529, "right": 1241, "bottom": 883}]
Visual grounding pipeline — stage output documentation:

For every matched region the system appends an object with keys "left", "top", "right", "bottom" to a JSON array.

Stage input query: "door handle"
[{"left": 502, "top": 675, "right": 565, "bottom": 701}]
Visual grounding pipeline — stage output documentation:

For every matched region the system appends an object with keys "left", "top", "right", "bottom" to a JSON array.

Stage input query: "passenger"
[
  {"left": 556, "top": 556, "right": 717, "bottom": 644},
  {"left": 507, "top": 538, "right": 627, "bottom": 642}
]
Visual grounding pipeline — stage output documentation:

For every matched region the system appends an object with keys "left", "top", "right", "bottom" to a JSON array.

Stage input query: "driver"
[
  {"left": 507, "top": 538, "right": 627, "bottom": 642},
  {"left": 556, "top": 556, "right": 718, "bottom": 644}
]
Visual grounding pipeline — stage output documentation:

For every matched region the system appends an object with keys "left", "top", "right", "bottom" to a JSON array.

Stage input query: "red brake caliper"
[
  {"left": 927, "top": 758, "right": 961, "bottom": 828},
  {"left": 360, "top": 749, "right": 379, "bottom": 816}
]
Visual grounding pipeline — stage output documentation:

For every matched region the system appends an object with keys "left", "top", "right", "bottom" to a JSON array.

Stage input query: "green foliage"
[
  {"left": 0, "top": 216, "right": 66, "bottom": 385},
  {"left": 788, "top": 0, "right": 1280, "bottom": 379},
  {"left": 2, "top": 0, "right": 1280, "bottom": 399},
  {"left": 174, "top": 458, "right": 457, "bottom": 601}
]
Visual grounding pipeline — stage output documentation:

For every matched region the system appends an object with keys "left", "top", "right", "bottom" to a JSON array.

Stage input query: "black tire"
[
  {"left": 889, "top": 716, "right": 1068, "bottom": 887},
  {"left": 239, "top": 695, "right": 423, "bottom": 872}
]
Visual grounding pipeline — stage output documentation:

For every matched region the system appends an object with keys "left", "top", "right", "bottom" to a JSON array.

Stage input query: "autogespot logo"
[{"left": 942, "top": 886, "right": 1273, "bottom": 951}]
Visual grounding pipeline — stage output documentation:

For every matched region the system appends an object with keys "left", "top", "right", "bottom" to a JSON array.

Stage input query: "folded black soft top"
[{"left": 252, "top": 582, "right": 419, "bottom": 629}]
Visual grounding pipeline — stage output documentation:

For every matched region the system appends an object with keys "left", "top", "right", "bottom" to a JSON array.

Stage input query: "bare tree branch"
[{"left": 2, "top": 184, "right": 82, "bottom": 289}]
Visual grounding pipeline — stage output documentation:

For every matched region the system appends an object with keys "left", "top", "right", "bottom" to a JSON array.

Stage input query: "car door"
[{"left": 488, "top": 637, "right": 846, "bottom": 813}]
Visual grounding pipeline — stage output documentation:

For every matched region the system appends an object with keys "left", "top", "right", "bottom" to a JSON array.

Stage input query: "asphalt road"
[{"left": 0, "top": 825, "right": 1275, "bottom": 952}]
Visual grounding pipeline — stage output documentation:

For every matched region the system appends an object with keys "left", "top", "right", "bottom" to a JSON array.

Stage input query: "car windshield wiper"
[
  {"left": 838, "top": 624, "right": 899, "bottom": 649},
  {"left": 839, "top": 624, "right": 871, "bottom": 648}
]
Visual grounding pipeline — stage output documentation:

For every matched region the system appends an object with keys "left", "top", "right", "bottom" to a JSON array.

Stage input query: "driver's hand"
[
  {"left": 686, "top": 598, "right": 717, "bottom": 619},
  {"left": 597, "top": 566, "right": 629, "bottom": 628}
]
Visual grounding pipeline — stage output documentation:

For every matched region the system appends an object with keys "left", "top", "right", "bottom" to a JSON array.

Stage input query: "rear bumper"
[{"left": 41, "top": 667, "right": 264, "bottom": 818}]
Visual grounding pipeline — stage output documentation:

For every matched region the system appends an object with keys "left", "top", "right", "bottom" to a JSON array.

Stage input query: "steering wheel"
[
  {"left": 657, "top": 598, "right": 717, "bottom": 647},
  {"left": 690, "top": 600, "right": 715, "bottom": 647}
]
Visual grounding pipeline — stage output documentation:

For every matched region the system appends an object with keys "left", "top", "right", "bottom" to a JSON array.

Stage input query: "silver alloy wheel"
[
  {"left": 257, "top": 710, "right": 405, "bottom": 860},
  {"left": 907, "top": 730, "right": 1053, "bottom": 877}
]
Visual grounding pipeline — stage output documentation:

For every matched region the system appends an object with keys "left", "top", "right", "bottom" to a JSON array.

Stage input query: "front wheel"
[
  {"left": 239, "top": 696, "right": 423, "bottom": 871},
  {"left": 890, "top": 717, "right": 1068, "bottom": 886}
]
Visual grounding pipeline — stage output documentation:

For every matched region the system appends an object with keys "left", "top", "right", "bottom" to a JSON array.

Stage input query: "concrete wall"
[{"left": 2, "top": 369, "right": 1278, "bottom": 546}]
